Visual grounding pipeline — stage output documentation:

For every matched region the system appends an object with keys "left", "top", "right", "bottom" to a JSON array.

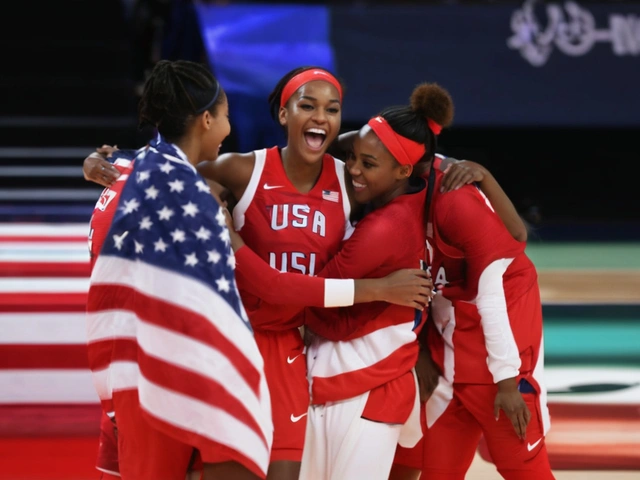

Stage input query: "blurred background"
[{"left": 0, "top": 0, "right": 638, "bottom": 478}]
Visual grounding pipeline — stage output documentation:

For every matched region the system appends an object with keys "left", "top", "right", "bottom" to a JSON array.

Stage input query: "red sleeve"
[
  {"left": 305, "top": 209, "right": 404, "bottom": 340},
  {"left": 234, "top": 246, "right": 326, "bottom": 306},
  {"left": 437, "top": 185, "right": 524, "bottom": 299}
]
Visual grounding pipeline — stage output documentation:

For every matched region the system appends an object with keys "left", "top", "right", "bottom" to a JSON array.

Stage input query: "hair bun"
[{"left": 410, "top": 83, "right": 454, "bottom": 128}]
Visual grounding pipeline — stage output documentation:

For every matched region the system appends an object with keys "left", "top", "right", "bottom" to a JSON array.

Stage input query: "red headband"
[
  {"left": 280, "top": 69, "right": 343, "bottom": 108},
  {"left": 427, "top": 118, "right": 442, "bottom": 135},
  {"left": 367, "top": 116, "right": 426, "bottom": 166}
]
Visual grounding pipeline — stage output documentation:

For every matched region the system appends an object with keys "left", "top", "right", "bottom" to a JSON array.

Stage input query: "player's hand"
[
  {"left": 380, "top": 268, "right": 434, "bottom": 310},
  {"left": 494, "top": 377, "right": 531, "bottom": 440},
  {"left": 83, "top": 150, "right": 120, "bottom": 187},
  {"left": 439, "top": 158, "right": 489, "bottom": 193},
  {"left": 415, "top": 349, "right": 440, "bottom": 402},
  {"left": 96, "top": 144, "right": 119, "bottom": 157}
]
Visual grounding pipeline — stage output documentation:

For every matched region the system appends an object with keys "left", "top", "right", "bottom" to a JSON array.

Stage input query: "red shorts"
[
  {"left": 254, "top": 328, "right": 309, "bottom": 462},
  {"left": 394, "top": 383, "right": 554, "bottom": 480},
  {"left": 96, "top": 411, "right": 119, "bottom": 477},
  {"left": 112, "top": 390, "right": 200, "bottom": 480}
]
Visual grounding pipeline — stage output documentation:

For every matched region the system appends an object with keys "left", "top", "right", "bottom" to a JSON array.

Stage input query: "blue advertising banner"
[
  {"left": 332, "top": 1, "right": 640, "bottom": 126},
  {"left": 196, "top": 1, "right": 639, "bottom": 129}
]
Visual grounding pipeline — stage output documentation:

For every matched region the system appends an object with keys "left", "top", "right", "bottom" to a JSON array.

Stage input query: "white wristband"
[{"left": 324, "top": 279, "right": 355, "bottom": 307}]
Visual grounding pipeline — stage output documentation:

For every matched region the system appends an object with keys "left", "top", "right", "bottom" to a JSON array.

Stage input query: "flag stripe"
[
  {"left": 0, "top": 370, "right": 98, "bottom": 404},
  {"left": 0, "top": 262, "right": 90, "bottom": 277},
  {"left": 0, "top": 345, "right": 89, "bottom": 369},
  {"left": 0, "top": 235, "right": 87, "bottom": 243},
  {"left": 0, "top": 313, "right": 87, "bottom": 344},
  {"left": 88, "top": 282, "right": 262, "bottom": 396},
  {"left": 0, "top": 293, "right": 87, "bottom": 311},
  {"left": 140, "top": 350, "right": 267, "bottom": 446},
  {"left": 139, "top": 376, "right": 270, "bottom": 475},
  {"left": 88, "top": 338, "right": 138, "bottom": 372},
  {"left": 89, "top": 257, "right": 263, "bottom": 386}
]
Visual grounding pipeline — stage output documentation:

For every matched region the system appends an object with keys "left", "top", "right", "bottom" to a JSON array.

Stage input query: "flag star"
[
  {"left": 145, "top": 185, "right": 159, "bottom": 200},
  {"left": 170, "top": 229, "right": 186, "bottom": 243},
  {"left": 227, "top": 252, "right": 236, "bottom": 269},
  {"left": 136, "top": 170, "right": 150, "bottom": 183},
  {"left": 195, "top": 180, "right": 210, "bottom": 193},
  {"left": 216, "top": 276, "right": 231, "bottom": 293},
  {"left": 207, "top": 250, "right": 221, "bottom": 264},
  {"left": 194, "top": 226, "right": 212, "bottom": 241},
  {"left": 160, "top": 161, "right": 175, "bottom": 174},
  {"left": 219, "top": 228, "right": 231, "bottom": 246},
  {"left": 184, "top": 252, "right": 199, "bottom": 267},
  {"left": 182, "top": 202, "right": 199, "bottom": 217},
  {"left": 157, "top": 206, "right": 175, "bottom": 221},
  {"left": 168, "top": 179, "right": 185, "bottom": 193},
  {"left": 139, "top": 216, "right": 153, "bottom": 230},
  {"left": 113, "top": 231, "right": 129, "bottom": 250},
  {"left": 122, "top": 198, "right": 140, "bottom": 214},
  {"left": 134, "top": 240, "right": 144, "bottom": 253},
  {"left": 215, "top": 207, "right": 227, "bottom": 227},
  {"left": 154, "top": 238, "right": 168, "bottom": 252}
]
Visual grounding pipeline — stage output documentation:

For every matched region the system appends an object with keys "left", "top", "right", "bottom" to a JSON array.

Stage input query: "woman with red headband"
[
  {"left": 195, "top": 66, "right": 438, "bottom": 480},
  {"left": 220, "top": 82, "right": 452, "bottom": 480},
  {"left": 388, "top": 115, "right": 555, "bottom": 479}
]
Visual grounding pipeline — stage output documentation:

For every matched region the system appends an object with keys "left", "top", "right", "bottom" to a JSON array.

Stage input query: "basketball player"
[
  {"left": 391, "top": 148, "right": 555, "bottom": 479},
  {"left": 87, "top": 145, "right": 138, "bottom": 480}
]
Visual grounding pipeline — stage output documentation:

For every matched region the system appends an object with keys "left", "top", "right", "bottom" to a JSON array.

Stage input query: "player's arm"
[
  {"left": 438, "top": 157, "right": 528, "bottom": 242},
  {"left": 195, "top": 152, "right": 254, "bottom": 202},
  {"left": 229, "top": 226, "right": 431, "bottom": 310},
  {"left": 438, "top": 189, "right": 530, "bottom": 439}
]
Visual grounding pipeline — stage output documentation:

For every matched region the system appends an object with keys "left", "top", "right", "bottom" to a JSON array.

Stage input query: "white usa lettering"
[{"left": 270, "top": 204, "right": 326, "bottom": 237}]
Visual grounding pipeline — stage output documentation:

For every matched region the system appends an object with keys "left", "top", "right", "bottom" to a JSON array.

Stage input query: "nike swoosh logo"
[
  {"left": 263, "top": 183, "right": 283, "bottom": 190},
  {"left": 527, "top": 437, "right": 543, "bottom": 451},
  {"left": 290, "top": 413, "right": 308, "bottom": 423},
  {"left": 287, "top": 354, "right": 301, "bottom": 364}
]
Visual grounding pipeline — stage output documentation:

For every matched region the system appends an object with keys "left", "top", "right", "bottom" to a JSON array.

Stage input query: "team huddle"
[{"left": 83, "top": 60, "right": 556, "bottom": 480}]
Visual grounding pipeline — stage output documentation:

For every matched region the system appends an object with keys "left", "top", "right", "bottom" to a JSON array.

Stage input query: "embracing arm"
[
  {"left": 231, "top": 234, "right": 431, "bottom": 310},
  {"left": 438, "top": 188, "right": 530, "bottom": 438},
  {"left": 438, "top": 157, "right": 527, "bottom": 242},
  {"left": 195, "top": 151, "right": 254, "bottom": 202}
]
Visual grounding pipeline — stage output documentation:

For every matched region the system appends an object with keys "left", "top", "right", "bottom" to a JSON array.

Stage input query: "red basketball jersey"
[
  {"left": 88, "top": 158, "right": 134, "bottom": 271},
  {"left": 232, "top": 146, "right": 351, "bottom": 329},
  {"left": 425, "top": 160, "right": 542, "bottom": 385}
]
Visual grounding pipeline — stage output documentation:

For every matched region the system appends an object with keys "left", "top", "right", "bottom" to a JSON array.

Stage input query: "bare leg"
[
  {"left": 202, "top": 462, "right": 261, "bottom": 480},
  {"left": 267, "top": 460, "right": 301, "bottom": 480}
]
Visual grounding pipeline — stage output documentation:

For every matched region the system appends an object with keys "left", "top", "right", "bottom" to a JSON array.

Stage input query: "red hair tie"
[
  {"left": 280, "top": 69, "right": 343, "bottom": 108},
  {"left": 427, "top": 118, "right": 442, "bottom": 135},
  {"left": 368, "top": 116, "right": 426, "bottom": 166}
]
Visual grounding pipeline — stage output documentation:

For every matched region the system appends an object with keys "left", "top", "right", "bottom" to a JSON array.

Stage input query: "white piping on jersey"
[
  {"left": 533, "top": 336, "right": 551, "bottom": 435},
  {"left": 331, "top": 156, "right": 354, "bottom": 241},
  {"left": 233, "top": 149, "right": 266, "bottom": 231},
  {"left": 476, "top": 257, "right": 521, "bottom": 383}
]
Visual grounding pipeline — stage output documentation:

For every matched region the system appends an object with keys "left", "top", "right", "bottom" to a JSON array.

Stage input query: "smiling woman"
[{"left": 193, "top": 66, "right": 349, "bottom": 480}]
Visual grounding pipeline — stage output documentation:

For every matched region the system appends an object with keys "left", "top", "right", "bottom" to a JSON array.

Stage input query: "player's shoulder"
[{"left": 435, "top": 183, "right": 486, "bottom": 212}]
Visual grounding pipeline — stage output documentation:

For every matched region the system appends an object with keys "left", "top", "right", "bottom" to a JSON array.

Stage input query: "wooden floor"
[{"left": 468, "top": 453, "right": 638, "bottom": 479}]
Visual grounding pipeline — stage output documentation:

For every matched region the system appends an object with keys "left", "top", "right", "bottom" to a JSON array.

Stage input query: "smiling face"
[
  {"left": 347, "top": 125, "right": 412, "bottom": 207},
  {"left": 278, "top": 80, "right": 342, "bottom": 165}
]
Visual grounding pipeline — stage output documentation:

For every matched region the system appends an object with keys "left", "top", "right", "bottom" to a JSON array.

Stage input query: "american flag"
[
  {"left": 86, "top": 142, "right": 272, "bottom": 476},
  {"left": 322, "top": 189, "right": 339, "bottom": 203}
]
